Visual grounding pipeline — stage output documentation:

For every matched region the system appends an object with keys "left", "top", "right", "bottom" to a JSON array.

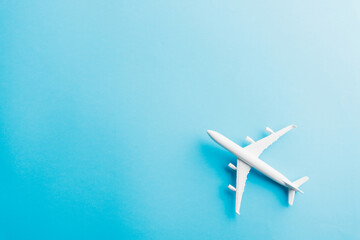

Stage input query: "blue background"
[{"left": 1, "top": 1, "right": 360, "bottom": 239}]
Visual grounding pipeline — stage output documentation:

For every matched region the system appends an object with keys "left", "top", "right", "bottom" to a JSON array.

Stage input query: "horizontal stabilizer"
[
  {"left": 228, "top": 184, "right": 236, "bottom": 192},
  {"left": 288, "top": 190, "right": 295, "bottom": 205},
  {"left": 284, "top": 182, "right": 304, "bottom": 194},
  {"left": 293, "top": 176, "right": 309, "bottom": 187},
  {"left": 287, "top": 176, "right": 309, "bottom": 206}
]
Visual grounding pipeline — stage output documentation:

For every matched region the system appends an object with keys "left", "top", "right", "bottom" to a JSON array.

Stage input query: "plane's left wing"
[
  {"left": 244, "top": 125, "right": 296, "bottom": 158},
  {"left": 234, "top": 159, "right": 251, "bottom": 215}
]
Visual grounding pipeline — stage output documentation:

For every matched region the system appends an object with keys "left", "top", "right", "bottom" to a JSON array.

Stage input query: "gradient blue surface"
[{"left": 1, "top": 1, "right": 360, "bottom": 239}]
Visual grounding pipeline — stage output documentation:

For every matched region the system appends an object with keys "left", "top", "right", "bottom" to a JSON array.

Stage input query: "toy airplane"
[{"left": 207, "top": 125, "right": 309, "bottom": 215}]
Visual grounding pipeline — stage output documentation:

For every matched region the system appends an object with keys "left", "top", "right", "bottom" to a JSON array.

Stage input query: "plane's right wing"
[
  {"left": 235, "top": 159, "right": 251, "bottom": 215},
  {"left": 244, "top": 125, "right": 296, "bottom": 158}
]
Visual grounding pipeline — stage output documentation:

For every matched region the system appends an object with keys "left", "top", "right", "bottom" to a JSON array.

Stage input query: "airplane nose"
[
  {"left": 207, "top": 130, "right": 215, "bottom": 137},
  {"left": 207, "top": 130, "right": 220, "bottom": 141}
]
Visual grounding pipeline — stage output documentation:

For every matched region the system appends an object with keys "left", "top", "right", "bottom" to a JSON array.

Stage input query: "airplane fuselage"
[{"left": 208, "top": 130, "right": 292, "bottom": 187}]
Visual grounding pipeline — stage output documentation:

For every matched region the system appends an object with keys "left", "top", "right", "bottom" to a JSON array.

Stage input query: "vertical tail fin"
[{"left": 288, "top": 176, "right": 309, "bottom": 205}]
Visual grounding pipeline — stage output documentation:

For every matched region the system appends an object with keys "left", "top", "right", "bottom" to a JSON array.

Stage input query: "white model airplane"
[{"left": 207, "top": 125, "right": 309, "bottom": 215}]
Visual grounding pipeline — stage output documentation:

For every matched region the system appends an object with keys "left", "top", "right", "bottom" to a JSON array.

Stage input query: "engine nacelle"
[
  {"left": 228, "top": 184, "right": 236, "bottom": 192},
  {"left": 228, "top": 163, "right": 237, "bottom": 170},
  {"left": 245, "top": 136, "right": 255, "bottom": 143},
  {"left": 265, "top": 127, "right": 275, "bottom": 134}
]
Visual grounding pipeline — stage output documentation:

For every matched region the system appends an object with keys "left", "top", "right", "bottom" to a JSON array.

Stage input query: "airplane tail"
[{"left": 287, "top": 176, "right": 309, "bottom": 206}]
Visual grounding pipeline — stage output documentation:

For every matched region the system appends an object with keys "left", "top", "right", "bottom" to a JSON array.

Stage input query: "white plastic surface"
[
  {"left": 228, "top": 163, "right": 237, "bottom": 170},
  {"left": 207, "top": 125, "right": 309, "bottom": 215},
  {"left": 288, "top": 176, "right": 309, "bottom": 205},
  {"left": 293, "top": 176, "right": 309, "bottom": 187},
  {"left": 265, "top": 127, "right": 275, "bottom": 134},
  {"left": 245, "top": 136, "right": 255, "bottom": 143},
  {"left": 245, "top": 125, "right": 296, "bottom": 157},
  {"left": 288, "top": 190, "right": 295, "bottom": 205},
  {"left": 235, "top": 159, "right": 251, "bottom": 215}
]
